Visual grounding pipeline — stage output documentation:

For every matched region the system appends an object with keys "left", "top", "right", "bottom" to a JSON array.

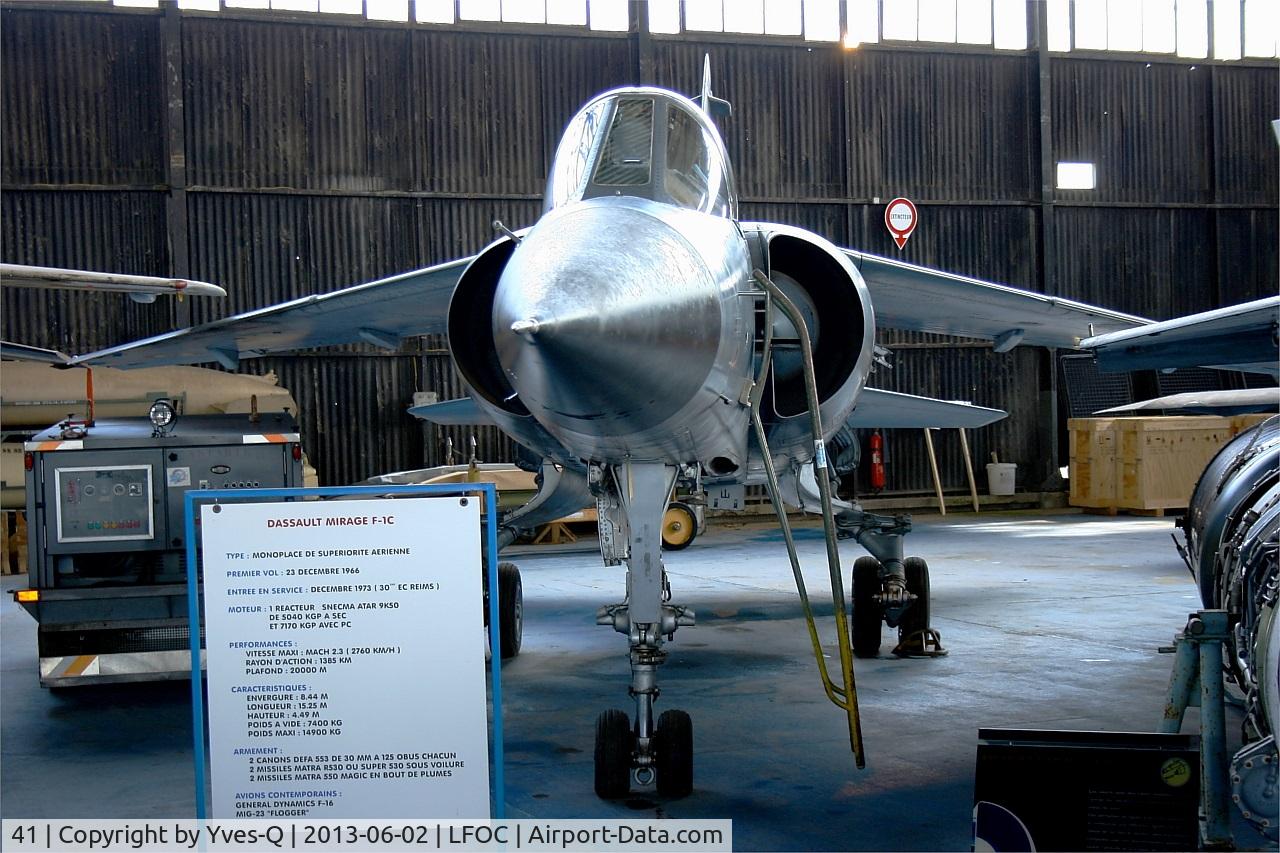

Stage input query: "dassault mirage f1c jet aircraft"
[{"left": 67, "top": 64, "right": 1149, "bottom": 799}]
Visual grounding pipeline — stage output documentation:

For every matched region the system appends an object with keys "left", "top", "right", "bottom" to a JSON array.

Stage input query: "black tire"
[
  {"left": 594, "top": 709, "right": 633, "bottom": 799},
  {"left": 497, "top": 562, "right": 522, "bottom": 659},
  {"left": 898, "top": 556, "right": 931, "bottom": 643},
  {"left": 654, "top": 709, "right": 693, "bottom": 798},
  {"left": 851, "top": 556, "right": 883, "bottom": 658},
  {"left": 661, "top": 502, "right": 698, "bottom": 551}
]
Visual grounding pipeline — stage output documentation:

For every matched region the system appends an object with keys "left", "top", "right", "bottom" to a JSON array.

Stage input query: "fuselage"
[{"left": 447, "top": 86, "right": 875, "bottom": 481}]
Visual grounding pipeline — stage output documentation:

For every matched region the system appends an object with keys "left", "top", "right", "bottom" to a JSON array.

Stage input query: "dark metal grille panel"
[
  {"left": 415, "top": 30, "right": 551, "bottom": 196},
  {"left": 1216, "top": 209, "right": 1280, "bottom": 306},
  {"left": 184, "top": 19, "right": 418, "bottom": 192},
  {"left": 854, "top": 203, "right": 1040, "bottom": 289},
  {"left": 739, "top": 202, "right": 848, "bottom": 246},
  {"left": 39, "top": 624, "right": 204, "bottom": 656},
  {"left": 187, "top": 193, "right": 430, "bottom": 322},
  {"left": 1060, "top": 353, "right": 1134, "bottom": 418},
  {"left": 1155, "top": 367, "right": 1229, "bottom": 396}
]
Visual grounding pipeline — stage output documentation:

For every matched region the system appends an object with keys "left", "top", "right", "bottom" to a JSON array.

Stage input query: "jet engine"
[
  {"left": 1178, "top": 415, "right": 1280, "bottom": 840},
  {"left": 446, "top": 234, "right": 571, "bottom": 464},
  {"left": 740, "top": 223, "right": 877, "bottom": 477}
]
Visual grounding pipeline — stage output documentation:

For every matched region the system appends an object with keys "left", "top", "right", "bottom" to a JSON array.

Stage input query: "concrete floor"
[{"left": 0, "top": 509, "right": 1268, "bottom": 850}]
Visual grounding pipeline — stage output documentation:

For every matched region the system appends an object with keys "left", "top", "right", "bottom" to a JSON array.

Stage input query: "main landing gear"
[
  {"left": 839, "top": 509, "right": 945, "bottom": 658},
  {"left": 483, "top": 561, "right": 523, "bottom": 660},
  {"left": 593, "top": 462, "right": 696, "bottom": 799}
]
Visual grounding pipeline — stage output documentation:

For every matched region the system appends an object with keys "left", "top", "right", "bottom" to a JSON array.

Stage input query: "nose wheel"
[
  {"left": 654, "top": 709, "right": 693, "bottom": 797},
  {"left": 593, "top": 708, "right": 694, "bottom": 799},
  {"left": 593, "top": 709, "right": 633, "bottom": 799}
]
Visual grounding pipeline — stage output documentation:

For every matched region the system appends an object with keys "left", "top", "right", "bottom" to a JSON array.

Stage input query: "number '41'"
[{"left": 10, "top": 825, "right": 38, "bottom": 845}]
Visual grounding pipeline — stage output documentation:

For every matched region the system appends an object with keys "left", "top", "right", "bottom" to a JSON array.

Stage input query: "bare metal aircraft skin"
[{"left": 63, "top": 78, "right": 1153, "bottom": 798}]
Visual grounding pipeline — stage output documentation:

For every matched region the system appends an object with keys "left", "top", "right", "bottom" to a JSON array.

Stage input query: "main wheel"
[
  {"left": 851, "top": 556, "right": 883, "bottom": 658},
  {"left": 661, "top": 502, "right": 698, "bottom": 551},
  {"left": 594, "top": 709, "right": 633, "bottom": 799},
  {"left": 898, "top": 556, "right": 931, "bottom": 643},
  {"left": 654, "top": 709, "right": 693, "bottom": 798},
  {"left": 497, "top": 562, "right": 522, "bottom": 659}
]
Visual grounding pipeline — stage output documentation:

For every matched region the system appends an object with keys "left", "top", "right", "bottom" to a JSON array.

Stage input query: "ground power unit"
[{"left": 15, "top": 409, "right": 305, "bottom": 686}]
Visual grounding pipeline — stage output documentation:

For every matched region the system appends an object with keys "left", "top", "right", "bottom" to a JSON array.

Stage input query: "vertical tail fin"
[{"left": 699, "top": 54, "right": 733, "bottom": 118}]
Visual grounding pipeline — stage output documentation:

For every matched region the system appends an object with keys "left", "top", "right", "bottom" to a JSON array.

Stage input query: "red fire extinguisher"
[{"left": 869, "top": 430, "right": 886, "bottom": 491}]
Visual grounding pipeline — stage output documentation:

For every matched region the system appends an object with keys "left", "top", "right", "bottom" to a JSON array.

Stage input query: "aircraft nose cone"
[{"left": 492, "top": 203, "right": 722, "bottom": 437}]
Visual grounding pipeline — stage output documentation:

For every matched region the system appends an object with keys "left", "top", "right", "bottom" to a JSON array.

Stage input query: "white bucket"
[{"left": 986, "top": 462, "right": 1017, "bottom": 496}]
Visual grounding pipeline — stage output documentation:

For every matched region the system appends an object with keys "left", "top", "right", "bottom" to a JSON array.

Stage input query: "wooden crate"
[
  {"left": 1068, "top": 418, "right": 1120, "bottom": 508},
  {"left": 1116, "top": 417, "right": 1234, "bottom": 511},
  {"left": 1, "top": 510, "right": 28, "bottom": 576},
  {"left": 1070, "top": 416, "right": 1240, "bottom": 513},
  {"left": 1231, "top": 413, "right": 1276, "bottom": 435}
]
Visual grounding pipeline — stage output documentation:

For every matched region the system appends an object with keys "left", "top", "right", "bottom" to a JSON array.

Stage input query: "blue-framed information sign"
[{"left": 184, "top": 484, "right": 505, "bottom": 820}]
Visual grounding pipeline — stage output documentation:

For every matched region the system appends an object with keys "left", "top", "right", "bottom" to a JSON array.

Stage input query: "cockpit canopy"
[{"left": 545, "top": 88, "right": 737, "bottom": 218}]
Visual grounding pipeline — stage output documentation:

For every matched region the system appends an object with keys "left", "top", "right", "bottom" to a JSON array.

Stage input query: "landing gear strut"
[
  {"left": 593, "top": 462, "right": 696, "bottom": 798},
  {"left": 837, "top": 509, "right": 945, "bottom": 658}
]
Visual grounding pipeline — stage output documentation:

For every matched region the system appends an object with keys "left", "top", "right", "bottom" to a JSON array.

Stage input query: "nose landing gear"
[
  {"left": 593, "top": 706, "right": 694, "bottom": 799},
  {"left": 592, "top": 462, "right": 697, "bottom": 799}
]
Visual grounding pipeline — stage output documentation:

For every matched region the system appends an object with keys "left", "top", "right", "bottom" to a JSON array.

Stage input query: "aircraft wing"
[
  {"left": 0, "top": 263, "right": 226, "bottom": 300},
  {"left": 846, "top": 388, "right": 1006, "bottom": 428},
  {"left": 1, "top": 341, "right": 71, "bottom": 364},
  {"left": 70, "top": 258, "right": 472, "bottom": 369},
  {"left": 843, "top": 251, "right": 1149, "bottom": 350},
  {"left": 408, "top": 396, "right": 496, "bottom": 426},
  {"left": 1096, "top": 388, "right": 1280, "bottom": 417},
  {"left": 1081, "top": 296, "right": 1279, "bottom": 377}
]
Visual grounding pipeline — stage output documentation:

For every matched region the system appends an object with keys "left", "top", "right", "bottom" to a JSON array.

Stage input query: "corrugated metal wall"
[
  {"left": 2, "top": 5, "right": 1275, "bottom": 493},
  {"left": 1, "top": 9, "right": 165, "bottom": 187}
]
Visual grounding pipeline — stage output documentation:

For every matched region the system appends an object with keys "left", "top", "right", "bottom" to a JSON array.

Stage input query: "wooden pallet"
[
  {"left": 531, "top": 508, "right": 598, "bottom": 545},
  {"left": 1, "top": 510, "right": 28, "bottom": 575},
  {"left": 1082, "top": 505, "right": 1179, "bottom": 518}
]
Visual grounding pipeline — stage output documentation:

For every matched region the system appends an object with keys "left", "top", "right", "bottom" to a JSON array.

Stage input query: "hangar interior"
[
  {"left": 0, "top": 0, "right": 1277, "bottom": 850},
  {"left": 2, "top": 0, "right": 1274, "bottom": 489}
]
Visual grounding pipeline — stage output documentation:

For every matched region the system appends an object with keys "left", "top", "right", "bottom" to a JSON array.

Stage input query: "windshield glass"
[
  {"left": 664, "top": 106, "right": 730, "bottom": 215},
  {"left": 592, "top": 98, "right": 655, "bottom": 186},
  {"left": 545, "top": 90, "right": 736, "bottom": 217},
  {"left": 546, "top": 98, "right": 608, "bottom": 210}
]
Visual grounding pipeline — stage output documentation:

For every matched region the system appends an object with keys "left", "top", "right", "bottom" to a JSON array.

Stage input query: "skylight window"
[
  {"left": 587, "top": 0, "right": 627, "bottom": 31},
  {"left": 131, "top": 0, "right": 1280, "bottom": 57},
  {"left": 1057, "top": 162, "right": 1097, "bottom": 190}
]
